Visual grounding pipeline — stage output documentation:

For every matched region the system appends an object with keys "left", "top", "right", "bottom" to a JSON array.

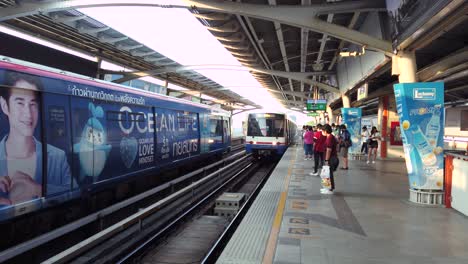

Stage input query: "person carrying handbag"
[{"left": 320, "top": 124, "right": 339, "bottom": 194}]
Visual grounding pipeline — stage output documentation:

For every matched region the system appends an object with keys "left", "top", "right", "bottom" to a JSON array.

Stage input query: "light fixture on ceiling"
[
  {"left": 339, "top": 46, "right": 366, "bottom": 57},
  {"left": 312, "top": 63, "right": 324, "bottom": 71}
]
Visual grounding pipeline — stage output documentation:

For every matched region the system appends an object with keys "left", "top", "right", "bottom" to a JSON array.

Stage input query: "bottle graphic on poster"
[
  {"left": 425, "top": 105, "right": 441, "bottom": 146},
  {"left": 411, "top": 126, "right": 437, "bottom": 166},
  {"left": 403, "top": 143, "right": 414, "bottom": 174}
]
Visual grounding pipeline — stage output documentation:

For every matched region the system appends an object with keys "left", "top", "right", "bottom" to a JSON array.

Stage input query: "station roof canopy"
[{"left": 0, "top": 0, "right": 392, "bottom": 112}]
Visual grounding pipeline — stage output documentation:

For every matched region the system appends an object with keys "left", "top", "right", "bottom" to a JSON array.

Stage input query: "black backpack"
[{"left": 342, "top": 130, "right": 352, "bottom": 147}]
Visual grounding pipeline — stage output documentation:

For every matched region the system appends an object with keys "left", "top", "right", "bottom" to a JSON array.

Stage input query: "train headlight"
[
  {"left": 274, "top": 142, "right": 279, "bottom": 145},
  {"left": 208, "top": 139, "right": 214, "bottom": 143},
  {"left": 253, "top": 141, "right": 257, "bottom": 144}
]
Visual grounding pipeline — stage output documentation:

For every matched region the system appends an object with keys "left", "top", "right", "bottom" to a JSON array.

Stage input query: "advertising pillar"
[
  {"left": 342, "top": 108, "right": 362, "bottom": 154},
  {"left": 394, "top": 82, "right": 444, "bottom": 190}
]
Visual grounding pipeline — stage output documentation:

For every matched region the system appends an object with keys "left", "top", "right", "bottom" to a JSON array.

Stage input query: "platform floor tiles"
[{"left": 217, "top": 146, "right": 468, "bottom": 264}]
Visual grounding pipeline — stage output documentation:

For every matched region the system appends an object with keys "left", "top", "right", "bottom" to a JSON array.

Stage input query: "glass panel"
[
  {"left": 72, "top": 98, "right": 155, "bottom": 185},
  {"left": 247, "top": 113, "right": 285, "bottom": 137},
  {"left": 156, "top": 108, "right": 199, "bottom": 162}
]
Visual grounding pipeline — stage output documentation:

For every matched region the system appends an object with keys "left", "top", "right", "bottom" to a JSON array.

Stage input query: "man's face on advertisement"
[{"left": 1, "top": 84, "right": 39, "bottom": 137}]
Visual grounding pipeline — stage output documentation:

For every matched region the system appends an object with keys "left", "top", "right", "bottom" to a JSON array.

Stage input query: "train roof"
[{"left": 0, "top": 55, "right": 230, "bottom": 116}]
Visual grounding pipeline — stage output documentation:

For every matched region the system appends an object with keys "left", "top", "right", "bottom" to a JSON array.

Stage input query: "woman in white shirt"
[
  {"left": 360, "top": 126, "right": 370, "bottom": 154},
  {"left": 367, "top": 126, "right": 380, "bottom": 164}
]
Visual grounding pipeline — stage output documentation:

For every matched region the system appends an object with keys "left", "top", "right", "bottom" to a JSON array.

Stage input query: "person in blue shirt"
[{"left": 0, "top": 72, "right": 71, "bottom": 206}]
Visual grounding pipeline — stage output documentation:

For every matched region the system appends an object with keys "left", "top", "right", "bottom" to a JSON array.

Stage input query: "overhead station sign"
[
  {"left": 307, "top": 112, "right": 319, "bottom": 117},
  {"left": 357, "top": 83, "right": 368, "bottom": 101},
  {"left": 306, "top": 99, "right": 327, "bottom": 111}
]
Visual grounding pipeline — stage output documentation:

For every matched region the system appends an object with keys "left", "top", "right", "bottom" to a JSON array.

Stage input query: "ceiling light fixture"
[{"left": 339, "top": 46, "right": 366, "bottom": 57}]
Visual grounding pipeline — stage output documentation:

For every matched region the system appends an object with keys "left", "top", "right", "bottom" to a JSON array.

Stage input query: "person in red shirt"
[
  {"left": 309, "top": 124, "right": 326, "bottom": 176},
  {"left": 322, "top": 124, "right": 339, "bottom": 194}
]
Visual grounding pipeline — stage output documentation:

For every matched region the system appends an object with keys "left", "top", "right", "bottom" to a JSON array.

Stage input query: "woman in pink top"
[{"left": 303, "top": 126, "right": 314, "bottom": 160}]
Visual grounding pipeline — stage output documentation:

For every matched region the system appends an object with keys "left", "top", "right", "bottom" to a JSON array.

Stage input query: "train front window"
[{"left": 247, "top": 114, "right": 285, "bottom": 137}]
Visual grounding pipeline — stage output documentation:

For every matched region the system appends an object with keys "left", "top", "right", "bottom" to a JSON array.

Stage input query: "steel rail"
[
  {"left": 42, "top": 154, "right": 251, "bottom": 264},
  {"left": 201, "top": 160, "right": 277, "bottom": 263},
  {"left": 117, "top": 158, "right": 255, "bottom": 264}
]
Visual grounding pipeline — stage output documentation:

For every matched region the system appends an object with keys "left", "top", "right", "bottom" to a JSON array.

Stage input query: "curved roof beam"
[
  {"left": 0, "top": 0, "right": 391, "bottom": 55},
  {"left": 105, "top": 64, "right": 338, "bottom": 93}
]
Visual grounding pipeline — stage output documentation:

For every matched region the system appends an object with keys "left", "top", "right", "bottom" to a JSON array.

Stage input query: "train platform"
[{"left": 217, "top": 146, "right": 468, "bottom": 264}]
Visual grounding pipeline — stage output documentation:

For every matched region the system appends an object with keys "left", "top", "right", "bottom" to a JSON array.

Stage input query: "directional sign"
[
  {"left": 307, "top": 112, "right": 319, "bottom": 117},
  {"left": 290, "top": 217, "right": 309, "bottom": 224},
  {"left": 289, "top": 228, "right": 310, "bottom": 235},
  {"left": 306, "top": 99, "right": 327, "bottom": 111}
]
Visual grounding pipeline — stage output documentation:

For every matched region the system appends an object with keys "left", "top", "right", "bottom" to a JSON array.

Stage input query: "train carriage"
[
  {"left": 0, "top": 56, "right": 231, "bottom": 220},
  {"left": 245, "top": 112, "right": 297, "bottom": 157}
]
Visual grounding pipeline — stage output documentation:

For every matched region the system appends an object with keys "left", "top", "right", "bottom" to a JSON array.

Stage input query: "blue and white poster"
[
  {"left": 394, "top": 82, "right": 444, "bottom": 190},
  {"left": 342, "top": 108, "right": 362, "bottom": 154}
]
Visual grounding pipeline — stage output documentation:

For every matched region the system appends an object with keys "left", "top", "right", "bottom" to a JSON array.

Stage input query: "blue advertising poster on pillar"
[
  {"left": 393, "top": 82, "right": 444, "bottom": 190},
  {"left": 342, "top": 108, "right": 362, "bottom": 154}
]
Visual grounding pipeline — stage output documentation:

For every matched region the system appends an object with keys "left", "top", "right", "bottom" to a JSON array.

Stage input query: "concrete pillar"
[
  {"left": 392, "top": 50, "right": 418, "bottom": 83},
  {"left": 342, "top": 94, "right": 350, "bottom": 108},
  {"left": 378, "top": 95, "right": 389, "bottom": 158},
  {"left": 96, "top": 57, "right": 103, "bottom": 79},
  {"left": 326, "top": 105, "right": 334, "bottom": 124}
]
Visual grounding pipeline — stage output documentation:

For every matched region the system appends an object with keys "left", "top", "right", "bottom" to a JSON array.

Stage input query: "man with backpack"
[{"left": 338, "top": 124, "right": 352, "bottom": 170}]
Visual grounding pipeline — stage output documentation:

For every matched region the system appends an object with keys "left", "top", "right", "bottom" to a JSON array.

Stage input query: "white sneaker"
[
  {"left": 320, "top": 188, "right": 328, "bottom": 192},
  {"left": 372, "top": 161, "right": 375, "bottom": 164},
  {"left": 309, "top": 172, "right": 319, "bottom": 176},
  {"left": 321, "top": 189, "right": 334, "bottom": 194},
  {"left": 366, "top": 160, "right": 370, "bottom": 164}
]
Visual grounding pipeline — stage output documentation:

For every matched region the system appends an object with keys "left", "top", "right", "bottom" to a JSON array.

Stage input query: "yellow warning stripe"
[{"left": 262, "top": 153, "right": 295, "bottom": 264}]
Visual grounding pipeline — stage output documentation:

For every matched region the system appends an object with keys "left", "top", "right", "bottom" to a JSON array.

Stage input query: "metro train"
[
  {"left": 0, "top": 56, "right": 231, "bottom": 221},
  {"left": 245, "top": 112, "right": 297, "bottom": 157}
]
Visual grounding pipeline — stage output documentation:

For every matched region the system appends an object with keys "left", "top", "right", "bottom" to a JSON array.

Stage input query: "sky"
[{"left": 79, "top": 4, "right": 287, "bottom": 111}]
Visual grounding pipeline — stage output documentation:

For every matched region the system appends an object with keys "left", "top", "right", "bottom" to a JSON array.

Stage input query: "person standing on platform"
[
  {"left": 303, "top": 126, "right": 314, "bottom": 160},
  {"left": 361, "top": 126, "right": 370, "bottom": 155},
  {"left": 310, "top": 124, "right": 326, "bottom": 176},
  {"left": 338, "top": 124, "right": 351, "bottom": 170},
  {"left": 322, "top": 124, "right": 339, "bottom": 194},
  {"left": 367, "top": 126, "right": 381, "bottom": 164}
]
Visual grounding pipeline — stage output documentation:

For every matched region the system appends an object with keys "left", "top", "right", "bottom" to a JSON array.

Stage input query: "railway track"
[{"left": 0, "top": 142, "right": 247, "bottom": 264}]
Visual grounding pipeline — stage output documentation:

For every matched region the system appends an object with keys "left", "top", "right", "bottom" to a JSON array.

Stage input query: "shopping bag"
[
  {"left": 321, "top": 178, "right": 331, "bottom": 189},
  {"left": 320, "top": 165, "right": 330, "bottom": 179},
  {"left": 320, "top": 165, "right": 331, "bottom": 189}
]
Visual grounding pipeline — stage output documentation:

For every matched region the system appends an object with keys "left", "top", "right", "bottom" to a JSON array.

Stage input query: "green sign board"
[
  {"left": 307, "top": 112, "right": 319, "bottom": 117},
  {"left": 306, "top": 99, "right": 327, "bottom": 111}
]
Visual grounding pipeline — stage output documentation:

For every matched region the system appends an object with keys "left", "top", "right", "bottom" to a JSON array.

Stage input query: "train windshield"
[{"left": 247, "top": 113, "right": 285, "bottom": 137}]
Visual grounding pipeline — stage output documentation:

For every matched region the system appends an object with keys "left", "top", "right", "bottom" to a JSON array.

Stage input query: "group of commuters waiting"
[{"left": 301, "top": 123, "right": 381, "bottom": 194}]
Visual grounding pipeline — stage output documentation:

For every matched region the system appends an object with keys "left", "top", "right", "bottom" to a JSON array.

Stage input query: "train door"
[
  {"left": 223, "top": 118, "right": 230, "bottom": 146},
  {"left": 71, "top": 97, "right": 107, "bottom": 185},
  {"left": 42, "top": 93, "right": 74, "bottom": 195}
]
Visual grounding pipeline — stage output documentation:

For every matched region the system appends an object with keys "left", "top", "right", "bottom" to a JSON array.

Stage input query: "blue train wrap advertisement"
[
  {"left": 393, "top": 82, "right": 444, "bottom": 190},
  {"left": 342, "top": 108, "right": 362, "bottom": 154},
  {"left": 0, "top": 67, "right": 201, "bottom": 218}
]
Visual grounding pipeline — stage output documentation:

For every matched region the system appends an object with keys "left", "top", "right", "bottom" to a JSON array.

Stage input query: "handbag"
[{"left": 320, "top": 165, "right": 331, "bottom": 189}]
